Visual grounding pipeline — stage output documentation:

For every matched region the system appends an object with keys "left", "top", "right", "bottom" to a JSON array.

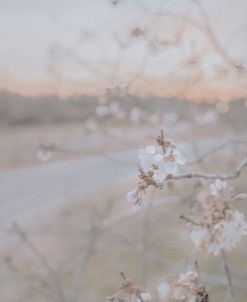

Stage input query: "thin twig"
[
  {"left": 70, "top": 202, "right": 112, "bottom": 302},
  {"left": 13, "top": 223, "right": 66, "bottom": 302},
  {"left": 180, "top": 215, "right": 199, "bottom": 226},
  {"left": 103, "top": 196, "right": 185, "bottom": 228},
  {"left": 140, "top": 197, "right": 153, "bottom": 286},
  {"left": 170, "top": 157, "right": 247, "bottom": 181},
  {"left": 221, "top": 250, "right": 234, "bottom": 302},
  {"left": 188, "top": 139, "right": 247, "bottom": 165},
  {"left": 193, "top": 0, "right": 243, "bottom": 72}
]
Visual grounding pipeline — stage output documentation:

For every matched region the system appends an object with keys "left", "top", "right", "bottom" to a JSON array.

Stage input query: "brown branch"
[
  {"left": 170, "top": 157, "right": 247, "bottom": 181},
  {"left": 180, "top": 215, "right": 199, "bottom": 226}
]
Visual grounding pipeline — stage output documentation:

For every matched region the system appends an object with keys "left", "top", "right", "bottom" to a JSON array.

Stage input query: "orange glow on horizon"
[{"left": 1, "top": 74, "right": 247, "bottom": 103}]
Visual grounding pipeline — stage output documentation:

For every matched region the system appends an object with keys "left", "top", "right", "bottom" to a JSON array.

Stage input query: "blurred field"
[
  {"left": 1, "top": 91, "right": 247, "bottom": 170},
  {"left": 0, "top": 93, "right": 247, "bottom": 301},
  {"left": 1, "top": 155, "right": 247, "bottom": 302}
]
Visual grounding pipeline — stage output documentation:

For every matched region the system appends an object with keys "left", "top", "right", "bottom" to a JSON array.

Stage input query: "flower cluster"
[
  {"left": 127, "top": 131, "right": 186, "bottom": 212},
  {"left": 187, "top": 179, "right": 247, "bottom": 255},
  {"left": 109, "top": 271, "right": 208, "bottom": 302},
  {"left": 117, "top": 132, "right": 247, "bottom": 302},
  {"left": 157, "top": 271, "right": 208, "bottom": 302}
]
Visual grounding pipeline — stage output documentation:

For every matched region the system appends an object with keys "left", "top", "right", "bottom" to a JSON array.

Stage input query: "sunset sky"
[{"left": 1, "top": 0, "right": 247, "bottom": 101}]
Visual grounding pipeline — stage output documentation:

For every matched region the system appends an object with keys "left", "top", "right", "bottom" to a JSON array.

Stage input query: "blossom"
[
  {"left": 138, "top": 142, "right": 186, "bottom": 181},
  {"left": 127, "top": 134, "right": 186, "bottom": 212},
  {"left": 190, "top": 228, "right": 209, "bottom": 250},
  {"left": 153, "top": 158, "right": 168, "bottom": 183},
  {"left": 172, "top": 271, "right": 200, "bottom": 302},
  {"left": 139, "top": 292, "right": 153, "bottom": 302},
  {"left": 158, "top": 271, "right": 207, "bottom": 302},
  {"left": 188, "top": 180, "right": 247, "bottom": 255},
  {"left": 157, "top": 282, "right": 171, "bottom": 299},
  {"left": 190, "top": 215, "right": 247, "bottom": 255},
  {"left": 165, "top": 147, "right": 186, "bottom": 175},
  {"left": 127, "top": 188, "right": 143, "bottom": 213},
  {"left": 138, "top": 145, "right": 159, "bottom": 172},
  {"left": 138, "top": 145, "right": 168, "bottom": 184},
  {"left": 210, "top": 179, "right": 226, "bottom": 196},
  {"left": 207, "top": 211, "right": 247, "bottom": 255}
]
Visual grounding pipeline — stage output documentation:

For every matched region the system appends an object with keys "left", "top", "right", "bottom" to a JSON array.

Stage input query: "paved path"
[{"left": 0, "top": 136, "right": 243, "bottom": 229}]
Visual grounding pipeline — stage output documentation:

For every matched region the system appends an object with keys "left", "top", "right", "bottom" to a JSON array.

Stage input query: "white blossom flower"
[
  {"left": 127, "top": 135, "right": 187, "bottom": 212},
  {"left": 208, "top": 210, "right": 247, "bottom": 255},
  {"left": 157, "top": 271, "right": 207, "bottom": 302},
  {"left": 139, "top": 292, "right": 153, "bottom": 302},
  {"left": 188, "top": 295, "right": 197, "bottom": 302},
  {"left": 187, "top": 179, "right": 247, "bottom": 255},
  {"left": 190, "top": 228, "right": 209, "bottom": 249},
  {"left": 172, "top": 271, "right": 200, "bottom": 301},
  {"left": 153, "top": 157, "right": 169, "bottom": 183},
  {"left": 190, "top": 211, "right": 247, "bottom": 255},
  {"left": 138, "top": 145, "right": 169, "bottom": 183},
  {"left": 138, "top": 145, "right": 157, "bottom": 172},
  {"left": 165, "top": 148, "right": 186, "bottom": 175},
  {"left": 157, "top": 282, "right": 171, "bottom": 299},
  {"left": 210, "top": 179, "right": 227, "bottom": 196}
]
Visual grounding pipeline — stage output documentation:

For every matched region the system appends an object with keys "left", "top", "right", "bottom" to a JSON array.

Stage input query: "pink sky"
[{"left": 1, "top": 0, "right": 247, "bottom": 101}]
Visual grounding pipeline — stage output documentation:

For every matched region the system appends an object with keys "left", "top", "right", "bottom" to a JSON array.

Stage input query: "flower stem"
[{"left": 221, "top": 250, "right": 234, "bottom": 302}]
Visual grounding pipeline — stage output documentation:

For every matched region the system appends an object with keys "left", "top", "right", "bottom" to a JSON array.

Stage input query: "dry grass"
[
  {"left": 2, "top": 153, "right": 247, "bottom": 301},
  {"left": 0, "top": 104, "right": 247, "bottom": 301}
]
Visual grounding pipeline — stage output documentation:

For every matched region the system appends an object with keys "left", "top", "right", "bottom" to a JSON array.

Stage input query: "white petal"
[
  {"left": 165, "top": 147, "right": 172, "bottom": 156},
  {"left": 166, "top": 161, "right": 178, "bottom": 175},
  {"left": 189, "top": 295, "right": 197, "bottom": 302},
  {"left": 145, "top": 145, "right": 156, "bottom": 154},
  {"left": 139, "top": 154, "right": 154, "bottom": 172},
  {"left": 176, "top": 155, "right": 186, "bottom": 165},
  {"left": 210, "top": 184, "right": 218, "bottom": 196},
  {"left": 173, "top": 149, "right": 186, "bottom": 165},
  {"left": 157, "top": 282, "right": 171, "bottom": 298},
  {"left": 190, "top": 229, "right": 208, "bottom": 246},
  {"left": 127, "top": 189, "right": 138, "bottom": 204},
  {"left": 153, "top": 154, "right": 164, "bottom": 162},
  {"left": 153, "top": 161, "right": 168, "bottom": 183},
  {"left": 134, "top": 202, "right": 143, "bottom": 213},
  {"left": 141, "top": 292, "right": 152, "bottom": 301},
  {"left": 215, "top": 178, "right": 226, "bottom": 190}
]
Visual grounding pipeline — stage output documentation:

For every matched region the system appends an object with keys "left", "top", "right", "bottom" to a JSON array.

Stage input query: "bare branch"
[
  {"left": 103, "top": 196, "right": 185, "bottom": 228},
  {"left": 180, "top": 215, "right": 199, "bottom": 226},
  {"left": 12, "top": 223, "right": 66, "bottom": 302},
  {"left": 170, "top": 157, "right": 247, "bottom": 181},
  {"left": 221, "top": 250, "right": 235, "bottom": 302},
  {"left": 188, "top": 139, "right": 247, "bottom": 165}
]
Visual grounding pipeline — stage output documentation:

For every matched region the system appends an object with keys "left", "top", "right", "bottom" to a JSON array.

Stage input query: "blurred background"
[{"left": 0, "top": 0, "right": 247, "bottom": 301}]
